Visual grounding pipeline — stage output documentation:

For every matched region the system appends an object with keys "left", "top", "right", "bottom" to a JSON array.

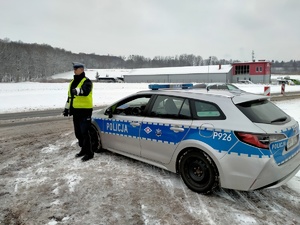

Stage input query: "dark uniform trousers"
[{"left": 73, "top": 114, "right": 93, "bottom": 157}]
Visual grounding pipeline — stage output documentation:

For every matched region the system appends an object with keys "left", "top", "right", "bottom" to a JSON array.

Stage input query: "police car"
[{"left": 90, "top": 84, "right": 300, "bottom": 194}]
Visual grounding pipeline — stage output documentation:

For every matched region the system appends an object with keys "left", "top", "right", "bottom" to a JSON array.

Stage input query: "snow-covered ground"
[{"left": 1, "top": 78, "right": 300, "bottom": 224}]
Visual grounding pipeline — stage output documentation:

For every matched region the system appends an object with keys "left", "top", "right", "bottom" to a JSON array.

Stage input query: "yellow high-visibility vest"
[{"left": 68, "top": 78, "right": 93, "bottom": 109}]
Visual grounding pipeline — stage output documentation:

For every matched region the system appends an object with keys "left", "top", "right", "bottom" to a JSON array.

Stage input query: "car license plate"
[{"left": 287, "top": 135, "right": 299, "bottom": 149}]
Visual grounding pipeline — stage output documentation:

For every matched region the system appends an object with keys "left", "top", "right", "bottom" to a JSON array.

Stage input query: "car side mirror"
[{"left": 105, "top": 108, "right": 113, "bottom": 118}]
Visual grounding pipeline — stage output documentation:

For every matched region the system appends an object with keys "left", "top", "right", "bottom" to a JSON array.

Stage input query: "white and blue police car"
[{"left": 90, "top": 84, "right": 300, "bottom": 194}]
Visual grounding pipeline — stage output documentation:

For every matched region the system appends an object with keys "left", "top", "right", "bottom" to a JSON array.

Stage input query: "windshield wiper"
[{"left": 271, "top": 116, "right": 287, "bottom": 123}]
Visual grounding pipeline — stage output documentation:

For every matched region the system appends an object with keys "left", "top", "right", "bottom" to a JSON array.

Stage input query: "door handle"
[
  {"left": 130, "top": 122, "right": 140, "bottom": 127},
  {"left": 170, "top": 126, "right": 184, "bottom": 132}
]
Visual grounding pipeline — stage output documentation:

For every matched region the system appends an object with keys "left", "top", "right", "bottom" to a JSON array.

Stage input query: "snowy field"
[
  {"left": 0, "top": 71, "right": 299, "bottom": 113},
  {"left": 1, "top": 80, "right": 300, "bottom": 114}
]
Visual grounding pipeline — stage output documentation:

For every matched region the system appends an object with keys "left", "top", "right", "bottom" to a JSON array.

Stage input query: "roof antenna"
[{"left": 252, "top": 50, "right": 255, "bottom": 62}]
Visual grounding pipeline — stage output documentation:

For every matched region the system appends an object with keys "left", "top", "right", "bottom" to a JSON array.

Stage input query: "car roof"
[{"left": 136, "top": 88, "right": 269, "bottom": 104}]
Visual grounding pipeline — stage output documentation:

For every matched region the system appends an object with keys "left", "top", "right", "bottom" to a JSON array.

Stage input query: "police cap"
[{"left": 72, "top": 62, "right": 85, "bottom": 69}]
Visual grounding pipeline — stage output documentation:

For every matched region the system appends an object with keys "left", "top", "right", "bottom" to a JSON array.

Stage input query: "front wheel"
[
  {"left": 89, "top": 124, "right": 104, "bottom": 153},
  {"left": 179, "top": 150, "right": 218, "bottom": 194}
]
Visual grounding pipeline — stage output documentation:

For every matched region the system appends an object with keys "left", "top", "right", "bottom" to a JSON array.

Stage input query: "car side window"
[
  {"left": 150, "top": 95, "right": 191, "bottom": 119},
  {"left": 194, "top": 100, "right": 225, "bottom": 120},
  {"left": 179, "top": 99, "right": 191, "bottom": 118},
  {"left": 112, "top": 95, "right": 151, "bottom": 116}
]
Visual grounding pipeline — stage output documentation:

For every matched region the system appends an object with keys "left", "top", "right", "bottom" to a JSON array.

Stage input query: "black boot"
[
  {"left": 81, "top": 154, "right": 94, "bottom": 162},
  {"left": 75, "top": 151, "right": 85, "bottom": 158}
]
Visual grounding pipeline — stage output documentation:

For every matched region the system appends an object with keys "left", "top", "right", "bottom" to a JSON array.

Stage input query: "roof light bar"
[{"left": 149, "top": 83, "right": 193, "bottom": 90}]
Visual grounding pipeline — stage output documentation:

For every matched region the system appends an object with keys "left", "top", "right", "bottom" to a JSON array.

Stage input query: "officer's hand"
[
  {"left": 71, "top": 88, "right": 81, "bottom": 95},
  {"left": 63, "top": 108, "right": 69, "bottom": 117}
]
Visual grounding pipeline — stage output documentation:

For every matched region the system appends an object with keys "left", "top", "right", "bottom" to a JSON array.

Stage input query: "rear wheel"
[
  {"left": 89, "top": 124, "right": 104, "bottom": 153},
  {"left": 179, "top": 150, "right": 218, "bottom": 194}
]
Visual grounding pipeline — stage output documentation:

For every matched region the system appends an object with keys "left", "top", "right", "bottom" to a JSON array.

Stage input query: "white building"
[
  {"left": 123, "top": 61, "right": 271, "bottom": 84},
  {"left": 123, "top": 65, "right": 232, "bottom": 83}
]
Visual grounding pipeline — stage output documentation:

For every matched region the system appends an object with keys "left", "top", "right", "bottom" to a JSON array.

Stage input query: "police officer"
[{"left": 63, "top": 62, "right": 94, "bottom": 161}]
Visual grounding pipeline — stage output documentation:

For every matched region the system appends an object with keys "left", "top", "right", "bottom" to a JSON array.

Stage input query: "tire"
[
  {"left": 89, "top": 124, "right": 104, "bottom": 153},
  {"left": 179, "top": 150, "right": 218, "bottom": 194}
]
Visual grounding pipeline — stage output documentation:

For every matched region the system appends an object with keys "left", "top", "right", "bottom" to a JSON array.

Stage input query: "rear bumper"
[
  {"left": 255, "top": 163, "right": 300, "bottom": 190},
  {"left": 218, "top": 144, "right": 300, "bottom": 191},
  {"left": 249, "top": 146, "right": 300, "bottom": 190}
]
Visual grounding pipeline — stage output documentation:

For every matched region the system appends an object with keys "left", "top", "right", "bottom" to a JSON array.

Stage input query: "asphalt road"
[
  {"left": 0, "top": 107, "right": 104, "bottom": 128},
  {"left": 0, "top": 108, "right": 63, "bottom": 120},
  {"left": 0, "top": 107, "right": 104, "bottom": 121}
]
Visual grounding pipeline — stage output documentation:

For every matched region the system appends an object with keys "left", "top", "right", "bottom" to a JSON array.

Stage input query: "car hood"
[{"left": 92, "top": 108, "right": 106, "bottom": 118}]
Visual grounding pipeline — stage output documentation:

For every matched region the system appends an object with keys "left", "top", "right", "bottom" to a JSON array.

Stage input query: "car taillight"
[{"left": 235, "top": 132, "right": 286, "bottom": 149}]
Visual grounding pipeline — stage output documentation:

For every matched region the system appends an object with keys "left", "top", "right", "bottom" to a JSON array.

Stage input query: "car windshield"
[
  {"left": 226, "top": 84, "right": 239, "bottom": 90},
  {"left": 236, "top": 100, "right": 290, "bottom": 124}
]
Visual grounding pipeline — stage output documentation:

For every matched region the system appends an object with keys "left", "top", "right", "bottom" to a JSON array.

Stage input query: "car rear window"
[{"left": 236, "top": 99, "right": 291, "bottom": 124}]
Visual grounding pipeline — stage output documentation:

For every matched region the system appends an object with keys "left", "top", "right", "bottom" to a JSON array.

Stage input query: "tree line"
[
  {"left": 0, "top": 38, "right": 123, "bottom": 82},
  {"left": 271, "top": 60, "right": 300, "bottom": 74},
  {"left": 0, "top": 38, "right": 299, "bottom": 82}
]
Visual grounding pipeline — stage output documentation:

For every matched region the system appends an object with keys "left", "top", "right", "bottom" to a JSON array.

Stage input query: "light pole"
[{"left": 207, "top": 56, "right": 211, "bottom": 82}]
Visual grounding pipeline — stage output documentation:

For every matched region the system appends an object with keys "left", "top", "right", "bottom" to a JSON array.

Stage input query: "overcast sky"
[{"left": 1, "top": 0, "right": 300, "bottom": 62}]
